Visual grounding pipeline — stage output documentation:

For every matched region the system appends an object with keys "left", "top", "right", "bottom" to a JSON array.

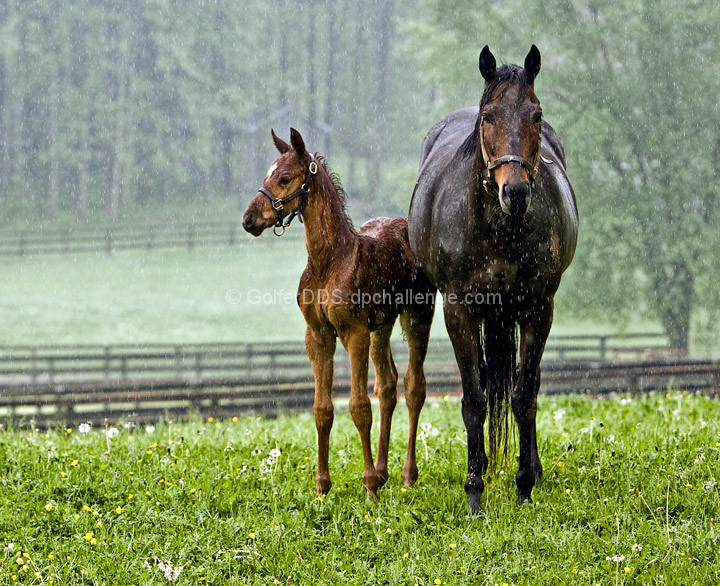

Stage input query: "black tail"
[{"left": 484, "top": 321, "right": 517, "bottom": 463}]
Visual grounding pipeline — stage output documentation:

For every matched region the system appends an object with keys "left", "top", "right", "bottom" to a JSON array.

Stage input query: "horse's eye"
[{"left": 279, "top": 177, "right": 291, "bottom": 186}]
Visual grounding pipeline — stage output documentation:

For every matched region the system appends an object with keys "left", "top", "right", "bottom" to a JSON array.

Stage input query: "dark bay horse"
[
  {"left": 243, "top": 128, "right": 435, "bottom": 498},
  {"left": 408, "top": 46, "right": 578, "bottom": 511}
]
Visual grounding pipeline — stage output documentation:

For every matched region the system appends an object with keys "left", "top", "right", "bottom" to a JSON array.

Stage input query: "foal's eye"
[{"left": 279, "top": 177, "right": 291, "bottom": 186}]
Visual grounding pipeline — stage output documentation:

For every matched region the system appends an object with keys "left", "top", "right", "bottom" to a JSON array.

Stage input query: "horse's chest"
[{"left": 468, "top": 256, "right": 519, "bottom": 292}]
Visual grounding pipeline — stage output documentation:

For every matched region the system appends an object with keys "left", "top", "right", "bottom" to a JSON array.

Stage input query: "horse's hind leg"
[
  {"left": 306, "top": 325, "right": 337, "bottom": 495},
  {"left": 399, "top": 307, "right": 432, "bottom": 485},
  {"left": 370, "top": 324, "right": 398, "bottom": 488}
]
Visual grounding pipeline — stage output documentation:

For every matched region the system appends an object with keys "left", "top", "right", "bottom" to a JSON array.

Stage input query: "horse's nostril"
[{"left": 242, "top": 215, "right": 254, "bottom": 231}]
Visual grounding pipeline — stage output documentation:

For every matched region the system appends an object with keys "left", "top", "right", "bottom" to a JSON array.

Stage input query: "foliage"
[
  {"left": 0, "top": 0, "right": 426, "bottom": 219},
  {"left": 1, "top": 392, "right": 720, "bottom": 584}
]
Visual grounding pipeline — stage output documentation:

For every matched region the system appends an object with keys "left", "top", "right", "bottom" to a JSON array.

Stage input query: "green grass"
[
  {"left": 2, "top": 240, "right": 661, "bottom": 347},
  {"left": 1, "top": 391, "right": 719, "bottom": 584}
]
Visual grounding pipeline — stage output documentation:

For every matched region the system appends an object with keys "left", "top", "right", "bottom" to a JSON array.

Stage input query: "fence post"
[
  {"left": 104, "top": 345, "right": 111, "bottom": 379},
  {"left": 18, "top": 232, "right": 26, "bottom": 256},
  {"left": 105, "top": 229, "right": 113, "bottom": 254},
  {"left": 600, "top": 336, "right": 608, "bottom": 362},
  {"left": 229, "top": 222, "right": 236, "bottom": 246},
  {"left": 175, "top": 344, "right": 183, "bottom": 378},
  {"left": 31, "top": 347, "right": 38, "bottom": 383}
]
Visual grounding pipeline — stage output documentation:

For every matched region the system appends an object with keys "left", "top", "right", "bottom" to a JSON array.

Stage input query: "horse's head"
[
  {"left": 478, "top": 45, "right": 543, "bottom": 217},
  {"left": 242, "top": 128, "right": 317, "bottom": 237}
]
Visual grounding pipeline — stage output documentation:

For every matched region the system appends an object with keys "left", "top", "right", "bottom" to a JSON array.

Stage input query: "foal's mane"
[
  {"left": 315, "top": 153, "right": 355, "bottom": 231},
  {"left": 459, "top": 64, "right": 533, "bottom": 160}
]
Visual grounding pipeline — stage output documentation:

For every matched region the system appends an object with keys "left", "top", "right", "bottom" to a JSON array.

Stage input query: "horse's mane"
[
  {"left": 315, "top": 153, "right": 355, "bottom": 231},
  {"left": 459, "top": 64, "right": 532, "bottom": 160}
]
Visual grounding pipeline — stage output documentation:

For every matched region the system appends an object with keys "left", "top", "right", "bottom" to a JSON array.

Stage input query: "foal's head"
[
  {"left": 478, "top": 45, "right": 543, "bottom": 216},
  {"left": 242, "top": 128, "right": 317, "bottom": 237}
]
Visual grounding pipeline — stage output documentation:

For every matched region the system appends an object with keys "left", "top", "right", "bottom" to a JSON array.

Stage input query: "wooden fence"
[
  {"left": 0, "top": 332, "right": 703, "bottom": 428},
  {"left": 0, "top": 221, "right": 300, "bottom": 256}
]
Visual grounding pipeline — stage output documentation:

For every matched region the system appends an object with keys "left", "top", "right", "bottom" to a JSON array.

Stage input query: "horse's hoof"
[
  {"left": 401, "top": 462, "right": 418, "bottom": 486},
  {"left": 363, "top": 471, "right": 382, "bottom": 498},
  {"left": 517, "top": 494, "right": 533, "bottom": 506},
  {"left": 374, "top": 465, "right": 389, "bottom": 489},
  {"left": 465, "top": 474, "right": 485, "bottom": 514},
  {"left": 315, "top": 474, "right": 332, "bottom": 495}
]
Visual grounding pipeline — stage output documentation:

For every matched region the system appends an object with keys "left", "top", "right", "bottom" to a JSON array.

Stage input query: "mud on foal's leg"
[
  {"left": 306, "top": 326, "right": 336, "bottom": 495},
  {"left": 342, "top": 323, "right": 382, "bottom": 498},
  {"left": 399, "top": 310, "right": 432, "bottom": 485},
  {"left": 370, "top": 325, "right": 398, "bottom": 488}
]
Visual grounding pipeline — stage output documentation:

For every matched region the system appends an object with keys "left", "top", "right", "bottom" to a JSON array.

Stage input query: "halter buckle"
[{"left": 272, "top": 200, "right": 284, "bottom": 211}]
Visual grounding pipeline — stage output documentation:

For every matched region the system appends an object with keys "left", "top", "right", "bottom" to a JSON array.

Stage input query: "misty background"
[{"left": 1, "top": 0, "right": 719, "bottom": 354}]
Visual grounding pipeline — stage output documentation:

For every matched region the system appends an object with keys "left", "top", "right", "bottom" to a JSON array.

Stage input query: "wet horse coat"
[
  {"left": 408, "top": 46, "right": 578, "bottom": 510},
  {"left": 243, "top": 128, "right": 435, "bottom": 498}
]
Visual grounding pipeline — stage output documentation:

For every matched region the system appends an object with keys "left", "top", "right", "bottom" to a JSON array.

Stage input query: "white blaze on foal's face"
[{"left": 266, "top": 162, "right": 278, "bottom": 180}]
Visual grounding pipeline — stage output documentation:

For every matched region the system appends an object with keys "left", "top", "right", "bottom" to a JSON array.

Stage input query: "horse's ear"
[
  {"left": 271, "top": 129, "right": 290, "bottom": 154},
  {"left": 479, "top": 45, "right": 496, "bottom": 82},
  {"left": 289, "top": 127, "right": 308, "bottom": 157},
  {"left": 524, "top": 45, "right": 541, "bottom": 85}
]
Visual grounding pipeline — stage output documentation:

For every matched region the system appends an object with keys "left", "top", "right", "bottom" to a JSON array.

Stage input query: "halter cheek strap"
[
  {"left": 258, "top": 155, "right": 318, "bottom": 236},
  {"left": 479, "top": 118, "right": 543, "bottom": 195}
]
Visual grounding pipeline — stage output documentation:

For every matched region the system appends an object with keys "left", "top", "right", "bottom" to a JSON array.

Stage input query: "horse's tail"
[{"left": 486, "top": 323, "right": 517, "bottom": 464}]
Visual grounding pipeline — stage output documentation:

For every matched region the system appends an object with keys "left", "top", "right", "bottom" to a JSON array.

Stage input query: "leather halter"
[
  {"left": 258, "top": 154, "right": 318, "bottom": 236},
  {"left": 479, "top": 116, "right": 541, "bottom": 195}
]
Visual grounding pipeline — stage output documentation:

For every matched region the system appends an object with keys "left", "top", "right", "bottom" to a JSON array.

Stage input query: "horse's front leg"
[
  {"left": 341, "top": 322, "right": 381, "bottom": 498},
  {"left": 444, "top": 296, "right": 487, "bottom": 513},
  {"left": 306, "top": 325, "right": 336, "bottom": 495},
  {"left": 370, "top": 324, "right": 398, "bottom": 488},
  {"left": 513, "top": 299, "right": 554, "bottom": 504}
]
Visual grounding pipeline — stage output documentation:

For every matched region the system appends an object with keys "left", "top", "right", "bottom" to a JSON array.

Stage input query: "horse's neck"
[{"left": 302, "top": 172, "right": 357, "bottom": 274}]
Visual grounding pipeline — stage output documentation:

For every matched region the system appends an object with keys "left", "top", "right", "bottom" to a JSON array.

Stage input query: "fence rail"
[
  {"left": 0, "top": 221, "right": 304, "bottom": 256},
  {"left": 0, "top": 333, "right": 702, "bottom": 428}
]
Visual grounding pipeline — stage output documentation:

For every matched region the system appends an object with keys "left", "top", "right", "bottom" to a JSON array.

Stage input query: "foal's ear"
[
  {"left": 289, "top": 127, "right": 308, "bottom": 156},
  {"left": 271, "top": 129, "right": 290, "bottom": 154},
  {"left": 524, "top": 45, "right": 541, "bottom": 85},
  {"left": 479, "top": 45, "right": 497, "bottom": 82}
]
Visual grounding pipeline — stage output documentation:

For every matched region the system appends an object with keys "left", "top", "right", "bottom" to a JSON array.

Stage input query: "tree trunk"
[
  {"left": 368, "top": 0, "right": 393, "bottom": 198},
  {"left": 653, "top": 261, "right": 693, "bottom": 355}
]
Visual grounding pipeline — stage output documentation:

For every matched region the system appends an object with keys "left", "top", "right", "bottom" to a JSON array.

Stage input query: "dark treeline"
[{"left": 0, "top": 0, "right": 426, "bottom": 219}]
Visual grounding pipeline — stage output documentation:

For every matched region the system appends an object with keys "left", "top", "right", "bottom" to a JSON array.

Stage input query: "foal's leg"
[
  {"left": 340, "top": 322, "right": 381, "bottom": 498},
  {"left": 399, "top": 309, "right": 432, "bottom": 485},
  {"left": 306, "top": 326, "right": 336, "bottom": 495},
  {"left": 444, "top": 298, "right": 487, "bottom": 513},
  {"left": 370, "top": 324, "right": 398, "bottom": 487},
  {"left": 513, "top": 300, "right": 553, "bottom": 505}
]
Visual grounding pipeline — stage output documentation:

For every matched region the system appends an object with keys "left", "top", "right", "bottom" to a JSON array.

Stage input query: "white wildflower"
[
  {"left": 553, "top": 409, "right": 566, "bottom": 421},
  {"left": 104, "top": 427, "right": 119, "bottom": 439},
  {"left": 78, "top": 423, "right": 91, "bottom": 434},
  {"left": 145, "top": 425, "right": 155, "bottom": 434},
  {"left": 632, "top": 544, "right": 643, "bottom": 552}
]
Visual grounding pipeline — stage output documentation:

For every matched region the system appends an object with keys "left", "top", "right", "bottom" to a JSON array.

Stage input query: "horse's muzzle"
[
  {"left": 242, "top": 211, "right": 265, "bottom": 236},
  {"left": 500, "top": 181, "right": 531, "bottom": 216}
]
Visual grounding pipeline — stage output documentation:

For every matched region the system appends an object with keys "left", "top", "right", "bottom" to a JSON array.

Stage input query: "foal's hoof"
[
  {"left": 401, "top": 462, "right": 418, "bottom": 486},
  {"left": 374, "top": 465, "right": 389, "bottom": 490},
  {"left": 315, "top": 474, "right": 332, "bottom": 495},
  {"left": 363, "top": 471, "right": 382, "bottom": 500}
]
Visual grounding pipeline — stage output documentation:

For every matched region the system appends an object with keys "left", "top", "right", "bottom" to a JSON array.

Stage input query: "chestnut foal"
[{"left": 243, "top": 128, "right": 435, "bottom": 498}]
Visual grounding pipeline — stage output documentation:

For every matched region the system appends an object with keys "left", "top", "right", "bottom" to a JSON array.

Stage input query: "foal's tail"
[{"left": 486, "top": 324, "right": 517, "bottom": 464}]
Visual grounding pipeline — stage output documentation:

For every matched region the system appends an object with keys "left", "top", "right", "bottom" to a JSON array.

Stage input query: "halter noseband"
[
  {"left": 258, "top": 154, "right": 318, "bottom": 236},
  {"left": 479, "top": 116, "right": 541, "bottom": 195}
]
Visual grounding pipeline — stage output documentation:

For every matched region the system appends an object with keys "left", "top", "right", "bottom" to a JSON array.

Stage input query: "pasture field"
[
  {"left": 2, "top": 243, "right": 657, "bottom": 347},
  {"left": 1, "top": 391, "right": 719, "bottom": 585}
]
